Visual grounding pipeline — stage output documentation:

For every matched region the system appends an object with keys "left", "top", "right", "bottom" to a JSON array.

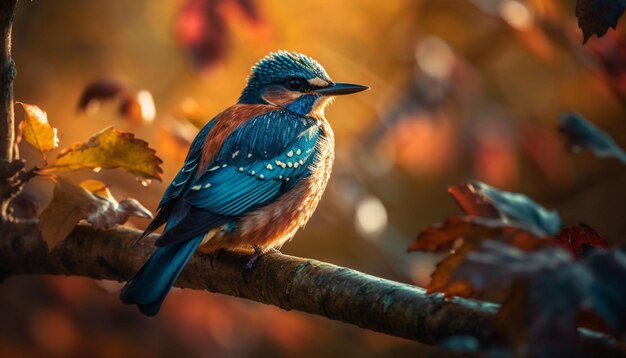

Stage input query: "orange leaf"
[
  {"left": 408, "top": 216, "right": 500, "bottom": 253},
  {"left": 80, "top": 179, "right": 113, "bottom": 199},
  {"left": 427, "top": 240, "right": 476, "bottom": 297},
  {"left": 41, "top": 127, "right": 163, "bottom": 181}
]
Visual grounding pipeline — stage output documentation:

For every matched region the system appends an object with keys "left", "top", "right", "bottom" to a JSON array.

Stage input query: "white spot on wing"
[
  {"left": 191, "top": 184, "right": 202, "bottom": 190},
  {"left": 266, "top": 164, "right": 273, "bottom": 170},
  {"left": 287, "top": 150, "right": 294, "bottom": 157},
  {"left": 208, "top": 166, "right": 220, "bottom": 171}
]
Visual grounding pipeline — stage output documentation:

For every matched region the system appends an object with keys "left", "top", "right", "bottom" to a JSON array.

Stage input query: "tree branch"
[
  {"left": 0, "top": 0, "right": 19, "bottom": 218},
  {"left": 0, "top": 0, "right": 17, "bottom": 163},
  {"left": 0, "top": 220, "right": 622, "bottom": 356}
]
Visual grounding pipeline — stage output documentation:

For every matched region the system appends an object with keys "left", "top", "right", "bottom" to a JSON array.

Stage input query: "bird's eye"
[{"left": 287, "top": 78, "right": 304, "bottom": 90}]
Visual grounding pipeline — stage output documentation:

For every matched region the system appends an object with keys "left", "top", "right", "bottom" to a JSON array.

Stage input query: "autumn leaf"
[
  {"left": 448, "top": 184, "right": 501, "bottom": 219},
  {"left": 16, "top": 102, "right": 59, "bottom": 159},
  {"left": 408, "top": 216, "right": 469, "bottom": 253},
  {"left": 576, "top": 0, "right": 626, "bottom": 43},
  {"left": 78, "top": 78, "right": 156, "bottom": 124},
  {"left": 449, "top": 181, "right": 562, "bottom": 235},
  {"left": 447, "top": 240, "right": 626, "bottom": 353},
  {"left": 39, "top": 177, "right": 101, "bottom": 249},
  {"left": 424, "top": 226, "right": 548, "bottom": 297},
  {"left": 41, "top": 127, "right": 163, "bottom": 181},
  {"left": 451, "top": 241, "right": 573, "bottom": 292},
  {"left": 80, "top": 179, "right": 114, "bottom": 199},
  {"left": 427, "top": 240, "right": 476, "bottom": 297},
  {"left": 176, "top": 0, "right": 265, "bottom": 71},
  {"left": 554, "top": 223, "right": 609, "bottom": 259},
  {"left": 558, "top": 112, "right": 626, "bottom": 164},
  {"left": 39, "top": 177, "right": 153, "bottom": 248}
]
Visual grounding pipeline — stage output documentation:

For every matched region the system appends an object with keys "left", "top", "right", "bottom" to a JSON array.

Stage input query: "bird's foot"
[
  {"left": 243, "top": 246, "right": 281, "bottom": 280},
  {"left": 244, "top": 245, "right": 265, "bottom": 273}
]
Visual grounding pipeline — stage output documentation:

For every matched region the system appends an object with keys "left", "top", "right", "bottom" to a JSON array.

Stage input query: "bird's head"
[{"left": 239, "top": 51, "right": 368, "bottom": 116}]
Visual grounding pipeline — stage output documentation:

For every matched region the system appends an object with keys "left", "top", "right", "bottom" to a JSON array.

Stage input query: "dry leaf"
[
  {"left": 39, "top": 177, "right": 153, "bottom": 248},
  {"left": 554, "top": 223, "right": 609, "bottom": 259},
  {"left": 41, "top": 127, "right": 163, "bottom": 181},
  {"left": 408, "top": 216, "right": 500, "bottom": 253},
  {"left": 77, "top": 78, "right": 156, "bottom": 124},
  {"left": 448, "top": 181, "right": 562, "bottom": 235},
  {"left": 39, "top": 177, "right": 101, "bottom": 249},
  {"left": 16, "top": 102, "right": 59, "bottom": 158}
]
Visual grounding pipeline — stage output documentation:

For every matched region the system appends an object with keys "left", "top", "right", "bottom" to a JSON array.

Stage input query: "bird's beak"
[{"left": 314, "top": 82, "right": 369, "bottom": 96}]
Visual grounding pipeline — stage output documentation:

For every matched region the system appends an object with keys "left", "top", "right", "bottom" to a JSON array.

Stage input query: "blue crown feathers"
[{"left": 251, "top": 51, "right": 332, "bottom": 83}]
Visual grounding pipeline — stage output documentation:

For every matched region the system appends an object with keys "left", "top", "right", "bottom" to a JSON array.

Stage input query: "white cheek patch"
[{"left": 308, "top": 77, "right": 330, "bottom": 88}]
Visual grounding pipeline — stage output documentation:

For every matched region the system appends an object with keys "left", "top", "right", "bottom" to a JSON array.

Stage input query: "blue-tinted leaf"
[
  {"left": 584, "top": 249, "right": 626, "bottom": 332},
  {"left": 576, "top": 0, "right": 626, "bottom": 43},
  {"left": 465, "top": 181, "right": 562, "bottom": 235},
  {"left": 559, "top": 113, "right": 626, "bottom": 164},
  {"left": 452, "top": 241, "right": 573, "bottom": 291}
]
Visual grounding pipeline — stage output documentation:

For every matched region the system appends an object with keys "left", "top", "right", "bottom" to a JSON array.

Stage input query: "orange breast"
[
  {"left": 197, "top": 116, "right": 335, "bottom": 253},
  {"left": 199, "top": 104, "right": 278, "bottom": 172}
]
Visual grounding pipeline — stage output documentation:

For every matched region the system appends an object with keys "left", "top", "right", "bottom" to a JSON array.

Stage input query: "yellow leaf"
[
  {"left": 42, "top": 127, "right": 163, "bottom": 180},
  {"left": 39, "top": 177, "right": 153, "bottom": 249},
  {"left": 17, "top": 102, "right": 59, "bottom": 157},
  {"left": 80, "top": 179, "right": 113, "bottom": 199}
]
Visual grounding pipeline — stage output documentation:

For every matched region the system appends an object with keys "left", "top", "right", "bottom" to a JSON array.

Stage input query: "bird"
[{"left": 120, "top": 50, "right": 368, "bottom": 316}]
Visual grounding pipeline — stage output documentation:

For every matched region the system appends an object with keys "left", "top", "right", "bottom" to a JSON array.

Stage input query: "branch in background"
[{"left": 0, "top": 221, "right": 622, "bottom": 356}]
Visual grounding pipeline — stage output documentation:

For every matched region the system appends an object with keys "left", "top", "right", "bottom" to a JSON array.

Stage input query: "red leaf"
[
  {"left": 176, "top": 0, "right": 264, "bottom": 71},
  {"left": 554, "top": 223, "right": 609, "bottom": 259},
  {"left": 448, "top": 183, "right": 501, "bottom": 218}
]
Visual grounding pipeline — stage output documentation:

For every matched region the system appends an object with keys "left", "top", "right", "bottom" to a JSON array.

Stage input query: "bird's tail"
[{"left": 120, "top": 235, "right": 203, "bottom": 316}]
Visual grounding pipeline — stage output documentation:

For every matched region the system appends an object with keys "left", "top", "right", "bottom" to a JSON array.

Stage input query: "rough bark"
[
  {"left": 0, "top": 0, "right": 17, "bottom": 163},
  {"left": 0, "top": 221, "right": 623, "bottom": 357},
  {"left": 0, "top": 0, "right": 18, "bottom": 217}
]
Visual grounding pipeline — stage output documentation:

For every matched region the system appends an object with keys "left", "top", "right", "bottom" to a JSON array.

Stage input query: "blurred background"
[{"left": 1, "top": 0, "right": 626, "bottom": 356}]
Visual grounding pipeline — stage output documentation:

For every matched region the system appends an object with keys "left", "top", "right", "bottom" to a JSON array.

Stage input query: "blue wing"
[
  {"left": 155, "top": 109, "right": 321, "bottom": 246},
  {"left": 136, "top": 120, "right": 217, "bottom": 241}
]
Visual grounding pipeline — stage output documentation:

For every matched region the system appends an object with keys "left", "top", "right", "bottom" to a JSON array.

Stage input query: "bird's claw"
[{"left": 243, "top": 246, "right": 281, "bottom": 280}]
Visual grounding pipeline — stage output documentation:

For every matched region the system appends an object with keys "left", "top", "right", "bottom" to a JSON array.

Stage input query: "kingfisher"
[{"left": 120, "top": 51, "right": 368, "bottom": 316}]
